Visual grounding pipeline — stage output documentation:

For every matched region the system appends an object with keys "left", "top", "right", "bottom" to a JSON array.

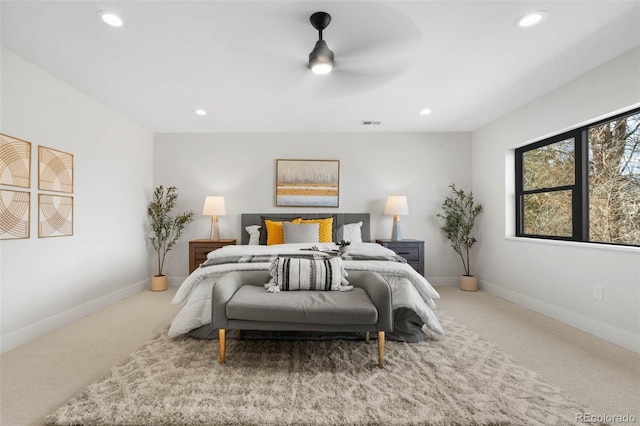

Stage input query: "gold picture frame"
[
  {"left": 0, "top": 133, "right": 32, "bottom": 188},
  {"left": 39, "top": 145, "right": 73, "bottom": 193},
  {"left": 276, "top": 159, "right": 340, "bottom": 207},
  {"left": 38, "top": 194, "right": 73, "bottom": 238},
  {"left": 0, "top": 189, "right": 30, "bottom": 240}
]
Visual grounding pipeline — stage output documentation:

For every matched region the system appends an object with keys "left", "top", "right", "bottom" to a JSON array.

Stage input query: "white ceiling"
[{"left": 2, "top": 1, "right": 639, "bottom": 133}]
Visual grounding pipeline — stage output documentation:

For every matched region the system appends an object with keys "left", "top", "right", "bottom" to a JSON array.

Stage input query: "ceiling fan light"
[
  {"left": 311, "top": 63, "right": 332, "bottom": 75},
  {"left": 309, "top": 40, "right": 334, "bottom": 75}
]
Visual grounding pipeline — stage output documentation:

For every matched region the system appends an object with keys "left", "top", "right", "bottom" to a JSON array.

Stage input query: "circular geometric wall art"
[
  {"left": 0, "top": 189, "right": 30, "bottom": 240},
  {"left": 38, "top": 194, "right": 73, "bottom": 238},
  {"left": 39, "top": 145, "right": 73, "bottom": 193},
  {"left": 0, "top": 133, "right": 32, "bottom": 188}
]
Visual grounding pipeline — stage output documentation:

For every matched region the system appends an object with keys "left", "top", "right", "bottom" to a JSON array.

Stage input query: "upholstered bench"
[{"left": 212, "top": 270, "right": 393, "bottom": 368}]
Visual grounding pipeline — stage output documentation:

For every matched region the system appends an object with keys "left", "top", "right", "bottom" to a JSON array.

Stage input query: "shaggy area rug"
[{"left": 46, "top": 313, "right": 595, "bottom": 426}]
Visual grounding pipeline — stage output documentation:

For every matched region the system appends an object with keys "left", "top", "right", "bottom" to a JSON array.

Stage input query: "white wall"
[
  {"left": 472, "top": 47, "right": 640, "bottom": 352},
  {"left": 153, "top": 132, "right": 471, "bottom": 285},
  {"left": 0, "top": 48, "right": 154, "bottom": 353}
]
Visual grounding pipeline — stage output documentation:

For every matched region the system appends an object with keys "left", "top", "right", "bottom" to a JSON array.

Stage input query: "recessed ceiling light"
[
  {"left": 195, "top": 109, "right": 207, "bottom": 116},
  {"left": 515, "top": 11, "right": 548, "bottom": 28},
  {"left": 419, "top": 108, "right": 432, "bottom": 115},
  {"left": 97, "top": 11, "right": 123, "bottom": 27}
]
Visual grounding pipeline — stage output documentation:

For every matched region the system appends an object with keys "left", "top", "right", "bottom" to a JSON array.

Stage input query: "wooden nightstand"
[
  {"left": 375, "top": 239, "right": 424, "bottom": 275},
  {"left": 189, "top": 239, "right": 236, "bottom": 273}
]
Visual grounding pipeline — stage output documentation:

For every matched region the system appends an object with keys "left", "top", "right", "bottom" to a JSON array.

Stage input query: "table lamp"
[
  {"left": 202, "top": 196, "right": 226, "bottom": 241},
  {"left": 384, "top": 196, "right": 408, "bottom": 240}
]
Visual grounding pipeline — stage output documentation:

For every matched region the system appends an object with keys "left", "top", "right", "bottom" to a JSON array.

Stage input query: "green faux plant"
[
  {"left": 437, "top": 183, "right": 482, "bottom": 276},
  {"left": 148, "top": 186, "right": 194, "bottom": 276}
]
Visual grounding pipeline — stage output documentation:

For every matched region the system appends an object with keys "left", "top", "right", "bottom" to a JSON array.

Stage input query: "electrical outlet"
[{"left": 593, "top": 285, "right": 603, "bottom": 301}]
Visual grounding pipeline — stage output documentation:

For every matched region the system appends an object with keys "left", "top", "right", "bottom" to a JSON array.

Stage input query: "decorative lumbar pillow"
[
  {"left": 282, "top": 222, "right": 320, "bottom": 244},
  {"left": 300, "top": 217, "right": 334, "bottom": 243},
  {"left": 264, "top": 218, "right": 302, "bottom": 245},
  {"left": 266, "top": 256, "right": 351, "bottom": 292},
  {"left": 336, "top": 221, "right": 363, "bottom": 244},
  {"left": 245, "top": 225, "right": 261, "bottom": 245}
]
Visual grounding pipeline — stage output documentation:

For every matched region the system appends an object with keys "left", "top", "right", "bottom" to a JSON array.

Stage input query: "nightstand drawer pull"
[{"left": 394, "top": 247, "right": 419, "bottom": 260}]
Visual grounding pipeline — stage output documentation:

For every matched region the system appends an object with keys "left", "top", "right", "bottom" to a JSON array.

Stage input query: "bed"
[{"left": 169, "top": 213, "right": 445, "bottom": 341}]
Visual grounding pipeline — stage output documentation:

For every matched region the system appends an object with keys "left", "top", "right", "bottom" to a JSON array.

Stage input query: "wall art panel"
[
  {"left": 0, "top": 189, "right": 30, "bottom": 240},
  {"left": 38, "top": 194, "right": 73, "bottom": 238},
  {"left": 39, "top": 145, "right": 73, "bottom": 193},
  {"left": 0, "top": 133, "right": 31, "bottom": 188}
]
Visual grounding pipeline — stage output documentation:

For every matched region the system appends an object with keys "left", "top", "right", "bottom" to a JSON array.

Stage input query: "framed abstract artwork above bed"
[{"left": 276, "top": 159, "right": 339, "bottom": 207}]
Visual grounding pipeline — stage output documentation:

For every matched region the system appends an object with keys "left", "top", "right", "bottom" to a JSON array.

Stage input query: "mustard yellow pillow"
[
  {"left": 300, "top": 217, "right": 334, "bottom": 243},
  {"left": 265, "top": 218, "right": 302, "bottom": 245}
]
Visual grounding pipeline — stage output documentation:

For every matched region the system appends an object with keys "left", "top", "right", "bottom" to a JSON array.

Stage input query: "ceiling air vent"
[{"left": 361, "top": 121, "right": 382, "bottom": 126}]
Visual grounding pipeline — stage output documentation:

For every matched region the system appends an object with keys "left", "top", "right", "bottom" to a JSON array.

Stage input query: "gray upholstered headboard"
[{"left": 240, "top": 213, "right": 371, "bottom": 245}]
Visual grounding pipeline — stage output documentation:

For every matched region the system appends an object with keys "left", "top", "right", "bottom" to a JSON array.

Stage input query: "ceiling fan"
[
  {"left": 296, "top": 8, "right": 422, "bottom": 95},
  {"left": 308, "top": 12, "right": 334, "bottom": 75}
]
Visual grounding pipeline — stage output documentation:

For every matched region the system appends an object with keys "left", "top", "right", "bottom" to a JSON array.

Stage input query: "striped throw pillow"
[{"left": 266, "top": 256, "right": 351, "bottom": 292}]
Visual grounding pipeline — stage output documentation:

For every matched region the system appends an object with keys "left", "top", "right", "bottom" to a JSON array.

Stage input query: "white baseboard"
[
  {"left": 0, "top": 279, "right": 148, "bottom": 354},
  {"left": 428, "top": 276, "right": 459, "bottom": 287},
  {"left": 480, "top": 279, "right": 640, "bottom": 354}
]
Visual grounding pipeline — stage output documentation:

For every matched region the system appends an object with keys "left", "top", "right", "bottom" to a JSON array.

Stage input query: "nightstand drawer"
[
  {"left": 194, "top": 246, "right": 213, "bottom": 259},
  {"left": 189, "top": 239, "right": 236, "bottom": 274},
  {"left": 406, "top": 260, "right": 421, "bottom": 271},
  {"left": 375, "top": 239, "right": 425, "bottom": 276},
  {"left": 384, "top": 244, "right": 420, "bottom": 261}
]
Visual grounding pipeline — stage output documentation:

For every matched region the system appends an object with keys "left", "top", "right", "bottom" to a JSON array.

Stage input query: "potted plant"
[
  {"left": 148, "top": 186, "right": 193, "bottom": 291},
  {"left": 437, "top": 183, "right": 482, "bottom": 291}
]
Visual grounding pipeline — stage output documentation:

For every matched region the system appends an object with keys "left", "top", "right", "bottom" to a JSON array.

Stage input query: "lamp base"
[
  {"left": 391, "top": 215, "right": 402, "bottom": 241},
  {"left": 210, "top": 216, "right": 220, "bottom": 241}
]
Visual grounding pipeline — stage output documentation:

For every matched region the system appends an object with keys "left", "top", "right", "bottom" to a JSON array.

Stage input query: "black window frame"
[{"left": 515, "top": 106, "right": 640, "bottom": 247}]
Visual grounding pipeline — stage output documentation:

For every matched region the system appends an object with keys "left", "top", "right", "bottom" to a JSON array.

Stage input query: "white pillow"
[
  {"left": 336, "top": 221, "right": 363, "bottom": 243},
  {"left": 245, "top": 225, "right": 261, "bottom": 245}
]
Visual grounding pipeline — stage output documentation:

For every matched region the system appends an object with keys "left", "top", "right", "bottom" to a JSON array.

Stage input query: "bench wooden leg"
[
  {"left": 237, "top": 329, "right": 242, "bottom": 341},
  {"left": 219, "top": 329, "right": 226, "bottom": 364},
  {"left": 377, "top": 331, "right": 385, "bottom": 368},
  {"left": 365, "top": 331, "right": 370, "bottom": 344}
]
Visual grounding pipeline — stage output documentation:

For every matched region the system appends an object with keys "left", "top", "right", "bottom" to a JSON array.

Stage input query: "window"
[{"left": 515, "top": 107, "right": 640, "bottom": 247}]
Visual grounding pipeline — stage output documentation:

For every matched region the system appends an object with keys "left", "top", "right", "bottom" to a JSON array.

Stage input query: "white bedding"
[{"left": 169, "top": 242, "right": 445, "bottom": 337}]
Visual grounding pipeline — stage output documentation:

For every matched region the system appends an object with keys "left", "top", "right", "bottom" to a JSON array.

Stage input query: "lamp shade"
[
  {"left": 202, "top": 196, "right": 226, "bottom": 216},
  {"left": 384, "top": 196, "right": 409, "bottom": 216},
  {"left": 309, "top": 40, "right": 334, "bottom": 75}
]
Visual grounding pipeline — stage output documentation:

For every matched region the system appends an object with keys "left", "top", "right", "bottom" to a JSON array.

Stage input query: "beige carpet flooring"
[
  {"left": 1, "top": 286, "right": 638, "bottom": 425},
  {"left": 45, "top": 314, "right": 590, "bottom": 425}
]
